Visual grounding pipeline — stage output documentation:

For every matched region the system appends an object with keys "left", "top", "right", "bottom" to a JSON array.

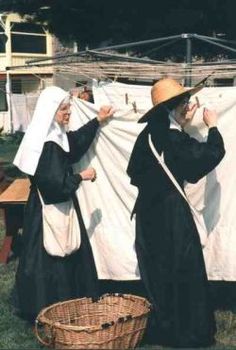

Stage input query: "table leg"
[
  {"left": 0, "top": 205, "right": 24, "bottom": 264},
  {"left": 0, "top": 236, "right": 13, "bottom": 263}
]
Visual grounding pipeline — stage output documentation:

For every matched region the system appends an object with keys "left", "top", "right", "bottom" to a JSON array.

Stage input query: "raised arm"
[
  {"left": 68, "top": 106, "right": 114, "bottom": 163},
  {"left": 168, "top": 126, "right": 225, "bottom": 183}
]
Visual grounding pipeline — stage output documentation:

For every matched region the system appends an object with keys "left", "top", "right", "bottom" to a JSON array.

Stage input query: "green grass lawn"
[
  {"left": 0, "top": 133, "right": 25, "bottom": 179},
  {"left": 0, "top": 258, "right": 42, "bottom": 349},
  {"left": 1, "top": 136, "right": 236, "bottom": 349}
]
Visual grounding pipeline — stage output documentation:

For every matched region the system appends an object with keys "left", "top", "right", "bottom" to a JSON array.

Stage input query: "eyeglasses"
[{"left": 179, "top": 96, "right": 190, "bottom": 107}]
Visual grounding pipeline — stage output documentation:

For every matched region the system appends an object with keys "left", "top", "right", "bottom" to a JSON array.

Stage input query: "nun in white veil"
[{"left": 12, "top": 86, "right": 114, "bottom": 323}]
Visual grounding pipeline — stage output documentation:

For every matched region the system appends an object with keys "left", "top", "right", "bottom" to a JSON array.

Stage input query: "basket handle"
[{"left": 35, "top": 319, "right": 56, "bottom": 348}]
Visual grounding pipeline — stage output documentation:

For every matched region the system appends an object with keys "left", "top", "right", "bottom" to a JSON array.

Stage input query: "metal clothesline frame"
[{"left": 5, "top": 33, "right": 236, "bottom": 86}]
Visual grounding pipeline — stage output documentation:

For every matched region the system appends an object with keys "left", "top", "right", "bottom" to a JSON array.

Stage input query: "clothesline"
[
  {"left": 6, "top": 49, "right": 236, "bottom": 83},
  {"left": 57, "top": 63, "right": 236, "bottom": 80}
]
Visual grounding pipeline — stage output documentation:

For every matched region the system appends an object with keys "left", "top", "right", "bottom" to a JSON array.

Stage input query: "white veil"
[{"left": 13, "top": 86, "right": 70, "bottom": 175}]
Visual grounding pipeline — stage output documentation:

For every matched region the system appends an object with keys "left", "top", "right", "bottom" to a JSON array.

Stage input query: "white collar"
[{"left": 45, "top": 120, "right": 69, "bottom": 153}]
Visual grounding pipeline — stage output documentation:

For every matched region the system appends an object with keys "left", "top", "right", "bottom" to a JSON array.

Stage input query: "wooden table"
[{"left": 0, "top": 178, "right": 30, "bottom": 263}]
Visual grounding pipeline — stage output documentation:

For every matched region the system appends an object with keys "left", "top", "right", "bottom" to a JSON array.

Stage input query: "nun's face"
[
  {"left": 174, "top": 96, "right": 196, "bottom": 127},
  {"left": 55, "top": 102, "right": 71, "bottom": 125}
]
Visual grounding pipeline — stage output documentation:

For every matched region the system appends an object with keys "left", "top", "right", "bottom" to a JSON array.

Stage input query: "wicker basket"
[{"left": 35, "top": 293, "right": 151, "bottom": 349}]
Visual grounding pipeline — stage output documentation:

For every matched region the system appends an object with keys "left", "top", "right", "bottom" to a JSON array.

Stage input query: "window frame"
[{"left": 10, "top": 21, "right": 47, "bottom": 55}]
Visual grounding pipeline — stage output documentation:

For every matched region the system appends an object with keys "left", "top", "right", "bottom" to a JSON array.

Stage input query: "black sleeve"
[
  {"left": 33, "top": 142, "right": 82, "bottom": 204},
  {"left": 127, "top": 129, "right": 161, "bottom": 188},
  {"left": 168, "top": 127, "right": 225, "bottom": 183},
  {"left": 67, "top": 118, "right": 100, "bottom": 163}
]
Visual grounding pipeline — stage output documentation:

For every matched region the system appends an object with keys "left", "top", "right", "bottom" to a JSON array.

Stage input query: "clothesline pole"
[
  {"left": 6, "top": 70, "right": 13, "bottom": 133},
  {"left": 183, "top": 34, "right": 192, "bottom": 87}
]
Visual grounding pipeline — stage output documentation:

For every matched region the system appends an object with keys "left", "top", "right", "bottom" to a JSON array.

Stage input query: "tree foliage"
[{"left": 0, "top": 0, "right": 235, "bottom": 60}]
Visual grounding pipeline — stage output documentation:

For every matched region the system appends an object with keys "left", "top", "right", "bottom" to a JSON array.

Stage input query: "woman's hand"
[
  {"left": 203, "top": 108, "right": 217, "bottom": 128},
  {"left": 185, "top": 103, "right": 198, "bottom": 122},
  {"left": 97, "top": 105, "right": 115, "bottom": 123},
  {"left": 80, "top": 168, "right": 97, "bottom": 182}
]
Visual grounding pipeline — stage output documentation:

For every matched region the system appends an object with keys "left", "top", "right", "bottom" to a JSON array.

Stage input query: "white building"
[{"left": 0, "top": 12, "right": 54, "bottom": 132}]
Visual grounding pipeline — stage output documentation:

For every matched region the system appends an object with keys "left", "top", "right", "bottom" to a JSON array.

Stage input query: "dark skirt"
[
  {"left": 134, "top": 191, "right": 216, "bottom": 348},
  {"left": 14, "top": 189, "right": 99, "bottom": 322}
]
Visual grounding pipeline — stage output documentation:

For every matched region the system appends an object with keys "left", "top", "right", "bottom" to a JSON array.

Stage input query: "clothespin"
[
  {"left": 195, "top": 96, "right": 200, "bottom": 108},
  {"left": 132, "top": 101, "right": 137, "bottom": 113},
  {"left": 125, "top": 93, "right": 129, "bottom": 105}
]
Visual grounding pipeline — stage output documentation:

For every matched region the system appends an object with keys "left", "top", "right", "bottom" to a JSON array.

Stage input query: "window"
[
  {"left": 11, "top": 34, "right": 46, "bottom": 54},
  {"left": 213, "top": 78, "right": 234, "bottom": 87},
  {"left": 0, "top": 24, "right": 7, "bottom": 53},
  {"left": 0, "top": 34, "right": 6, "bottom": 53},
  {"left": 11, "top": 80, "right": 22, "bottom": 94},
  {"left": 11, "top": 22, "right": 45, "bottom": 34},
  {"left": 0, "top": 81, "right": 8, "bottom": 112},
  {"left": 11, "top": 22, "right": 47, "bottom": 54}
]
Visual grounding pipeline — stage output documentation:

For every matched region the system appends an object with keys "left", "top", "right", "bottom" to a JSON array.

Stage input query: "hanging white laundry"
[{"left": 68, "top": 81, "right": 236, "bottom": 281}]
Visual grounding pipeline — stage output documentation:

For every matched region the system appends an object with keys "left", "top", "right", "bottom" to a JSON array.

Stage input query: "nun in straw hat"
[
  {"left": 127, "top": 78, "right": 225, "bottom": 347},
  {"left": 12, "top": 86, "right": 114, "bottom": 323}
]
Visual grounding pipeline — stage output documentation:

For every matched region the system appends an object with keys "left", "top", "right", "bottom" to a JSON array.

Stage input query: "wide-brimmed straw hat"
[{"left": 138, "top": 75, "right": 210, "bottom": 123}]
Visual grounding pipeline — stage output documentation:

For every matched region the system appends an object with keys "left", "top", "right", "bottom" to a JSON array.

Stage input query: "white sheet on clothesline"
[
  {"left": 11, "top": 93, "right": 39, "bottom": 132},
  {"left": 69, "top": 80, "right": 236, "bottom": 281}
]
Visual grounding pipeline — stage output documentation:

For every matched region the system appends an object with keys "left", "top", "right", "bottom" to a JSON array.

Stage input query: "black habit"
[
  {"left": 127, "top": 113, "right": 225, "bottom": 348},
  {"left": 15, "top": 118, "right": 100, "bottom": 322}
]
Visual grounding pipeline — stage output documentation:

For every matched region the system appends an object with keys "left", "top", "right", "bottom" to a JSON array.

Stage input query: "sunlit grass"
[{"left": 0, "top": 247, "right": 42, "bottom": 349}]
